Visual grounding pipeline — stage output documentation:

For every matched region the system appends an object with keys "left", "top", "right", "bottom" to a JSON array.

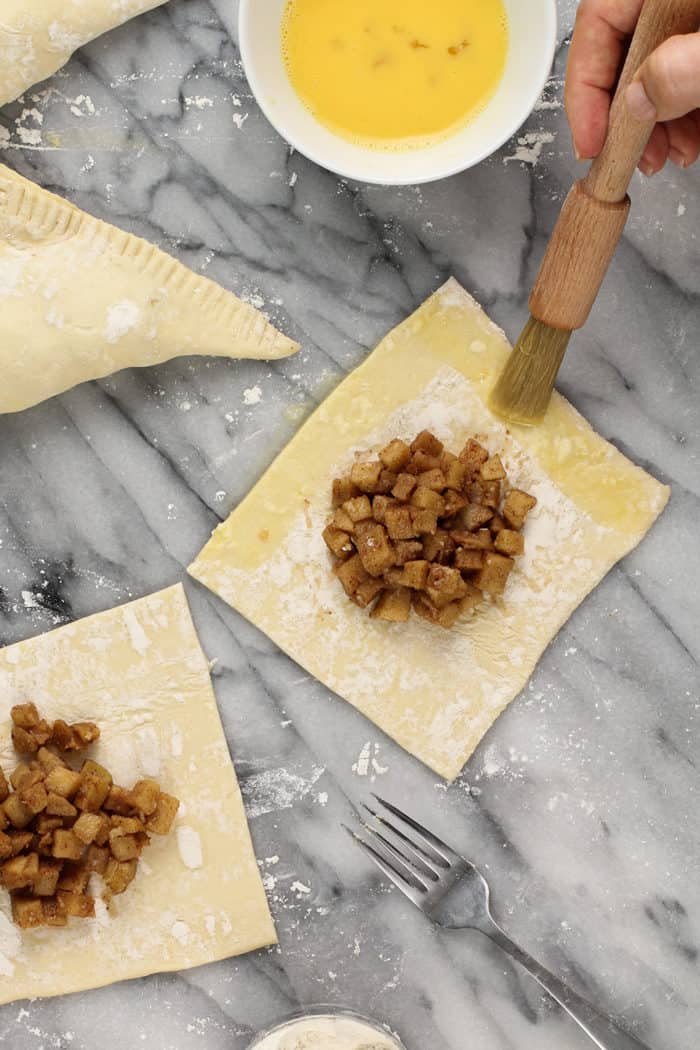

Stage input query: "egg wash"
[{"left": 282, "top": 0, "right": 510, "bottom": 150}]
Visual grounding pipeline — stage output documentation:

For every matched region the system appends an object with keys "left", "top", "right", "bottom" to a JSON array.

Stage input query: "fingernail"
[
  {"left": 626, "top": 80, "right": 657, "bottom": 123},
  {"left": 639, "top": 159, "right": 656, "bottom": 177},
  {"left": 669, "top": 147, "right": 687, "bottom": 168},
  {"left": 572, "top": 134, "right": 592, "bottom": 163}
]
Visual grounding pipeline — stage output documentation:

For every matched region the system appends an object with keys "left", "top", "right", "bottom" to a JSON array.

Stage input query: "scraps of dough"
[
  {"left": 0, "top": 1, "right": 167, "bottom": 107},
  {"left": 189, "top": 279, "right": 669, "bottom": 781},
  {"left": 0, "top": 165, "right": 298, "bottom": 414},
  {"left": 0, "top": 584, "right": 276, "bottom": 1004}
]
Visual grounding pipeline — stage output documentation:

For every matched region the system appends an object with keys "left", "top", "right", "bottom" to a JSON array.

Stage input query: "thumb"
[{"left": 626, "top": 33, "right": 700, "bottom": 123}]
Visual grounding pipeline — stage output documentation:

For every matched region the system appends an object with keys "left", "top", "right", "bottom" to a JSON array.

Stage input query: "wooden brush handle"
[{"left": 530, "top": 0, "right": 700, "bottom": 331}]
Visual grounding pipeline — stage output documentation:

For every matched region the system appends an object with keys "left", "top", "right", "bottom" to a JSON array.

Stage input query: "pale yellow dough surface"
[
  {"left": 0, "top": 584, "right": 276, "bottom": 1005},
  {"left": 0, "top": 165, "right": 298, "bottom": 415},
  {"left": 0, "top": 0, "right": 167, "bottom": 107},
  {"left": 189, "top": 280, "right": 669, "bottom": 780}
]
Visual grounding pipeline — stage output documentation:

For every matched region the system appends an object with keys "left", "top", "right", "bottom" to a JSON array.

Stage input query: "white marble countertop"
[{"left": 0, "top": 2, "right": 698, "bottom": 1048}]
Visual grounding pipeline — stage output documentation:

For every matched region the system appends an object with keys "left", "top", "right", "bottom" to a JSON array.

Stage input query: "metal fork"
[{"left": 349, "top": 795, "right": 653, "bottom": 1050}]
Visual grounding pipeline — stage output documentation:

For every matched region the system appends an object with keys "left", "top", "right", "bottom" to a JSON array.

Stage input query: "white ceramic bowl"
[
  {"left": 239, "top": 0, "right": 557, "bottom": 185},
  {"left": 247, "top": 1007, "right": 405, "bottom": 1050}
]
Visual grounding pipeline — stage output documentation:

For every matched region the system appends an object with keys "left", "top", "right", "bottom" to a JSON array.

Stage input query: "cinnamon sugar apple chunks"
[
  {"left": 0, "top": 706, "right": 180, "bottom": 929},
  {"left": 324, "top": 431, "right": 537, "bottom": 628},
  {"left": 10, "top": 703, "right": 101, "bottom": 755}
]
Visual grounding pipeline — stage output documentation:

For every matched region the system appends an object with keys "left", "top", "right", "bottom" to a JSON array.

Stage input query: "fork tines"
[{"left": 346, "top": 794, "right": 460, "bottom": 905}]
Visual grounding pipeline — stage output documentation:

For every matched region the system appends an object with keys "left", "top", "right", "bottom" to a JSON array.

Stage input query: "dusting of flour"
[
  {"left": 0, "top": 910, "right": 21, "bottom": 978},
  {"left": 105, "top": 300, "right": 141, "bottom": 344},
  {"left": 505, "top": 131, "right": 555, "bottom": 166},
  {"left": 177, "top": 826, "right": 203, "bottom": 870}
]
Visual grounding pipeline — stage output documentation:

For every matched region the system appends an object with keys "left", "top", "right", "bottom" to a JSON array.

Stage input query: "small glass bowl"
[{"left": 247, "top": 1006, "right": 406, "bottom": 1050}]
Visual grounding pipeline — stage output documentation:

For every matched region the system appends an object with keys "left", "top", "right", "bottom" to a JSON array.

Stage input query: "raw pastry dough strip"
[{"left": 189, "top": 280, "right": 669, "bottom": 780}]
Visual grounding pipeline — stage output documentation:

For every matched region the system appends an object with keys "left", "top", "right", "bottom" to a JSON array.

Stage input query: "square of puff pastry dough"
[
  {"left": 0, "top": 164, "right": 298, "bottom": 415},
  {"left": 0, "top": 1, "right": 167, "bottom": 107},
  {"left": 189, "top": 280, "right": 669, "bottom": 781},
  {"left": 0, "top": 584, "right": 276, "bottom": 1005}
]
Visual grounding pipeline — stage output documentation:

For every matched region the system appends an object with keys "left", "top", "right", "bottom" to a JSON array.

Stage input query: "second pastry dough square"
[{"left": 189, "top": 280, "right": 669, "bottom": 780}]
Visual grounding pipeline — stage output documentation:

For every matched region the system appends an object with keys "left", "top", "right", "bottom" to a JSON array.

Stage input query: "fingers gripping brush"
[{"left": 490, "top": 0, "right": 700, "bottom": 426}]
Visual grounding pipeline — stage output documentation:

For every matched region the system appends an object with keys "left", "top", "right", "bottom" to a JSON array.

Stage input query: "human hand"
[{"left": 566, "top": 0, "right": 700, "bottom": 174}]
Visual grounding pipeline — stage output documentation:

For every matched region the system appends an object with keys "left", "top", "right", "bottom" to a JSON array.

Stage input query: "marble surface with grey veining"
[{"left": 0, "top": 1, "right": 698, "bottom": 1048}]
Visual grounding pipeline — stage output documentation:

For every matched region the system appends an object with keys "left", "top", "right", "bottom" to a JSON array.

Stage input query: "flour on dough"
[
  {"left": 0, "top": 584, "right": 276, "bottom": 1005},
  {"left": 0, "top": 1, "right": 167, "bottom": 107},
  {"left": 189, "top": 279, "right": 669, "bottom": 781},
  {"left": 0, "top": 165, "right": 298, "bottom": 415}
]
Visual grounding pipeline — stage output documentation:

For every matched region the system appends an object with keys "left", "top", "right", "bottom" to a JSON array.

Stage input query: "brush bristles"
[{"left": 489, "top": 317, "right": 572, "bottom": 426}]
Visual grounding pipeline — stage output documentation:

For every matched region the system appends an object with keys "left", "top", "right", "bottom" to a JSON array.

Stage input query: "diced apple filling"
[
  {"left": 0, "top": 706, "right": 180, "bottom": 928},
  {"left": 326, "top": 432, "right": 536, "bottom": 629}
]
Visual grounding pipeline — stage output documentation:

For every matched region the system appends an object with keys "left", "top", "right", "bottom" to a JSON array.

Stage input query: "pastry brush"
[{"left": 490, "top": 0, "right": 700, "bottom": 425}]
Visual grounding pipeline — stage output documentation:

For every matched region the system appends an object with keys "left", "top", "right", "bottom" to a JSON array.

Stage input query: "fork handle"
[{"left": 482, "top": 920, "right": 653, "bottom": 1050}]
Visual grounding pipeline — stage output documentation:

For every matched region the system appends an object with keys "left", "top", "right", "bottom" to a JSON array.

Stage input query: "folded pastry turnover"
[
  {"left": 0, "top": 0, "right": 167, "bottom": 107},
  {"left": 0, "top": 165, "right": 298, "bottom": 414}
]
